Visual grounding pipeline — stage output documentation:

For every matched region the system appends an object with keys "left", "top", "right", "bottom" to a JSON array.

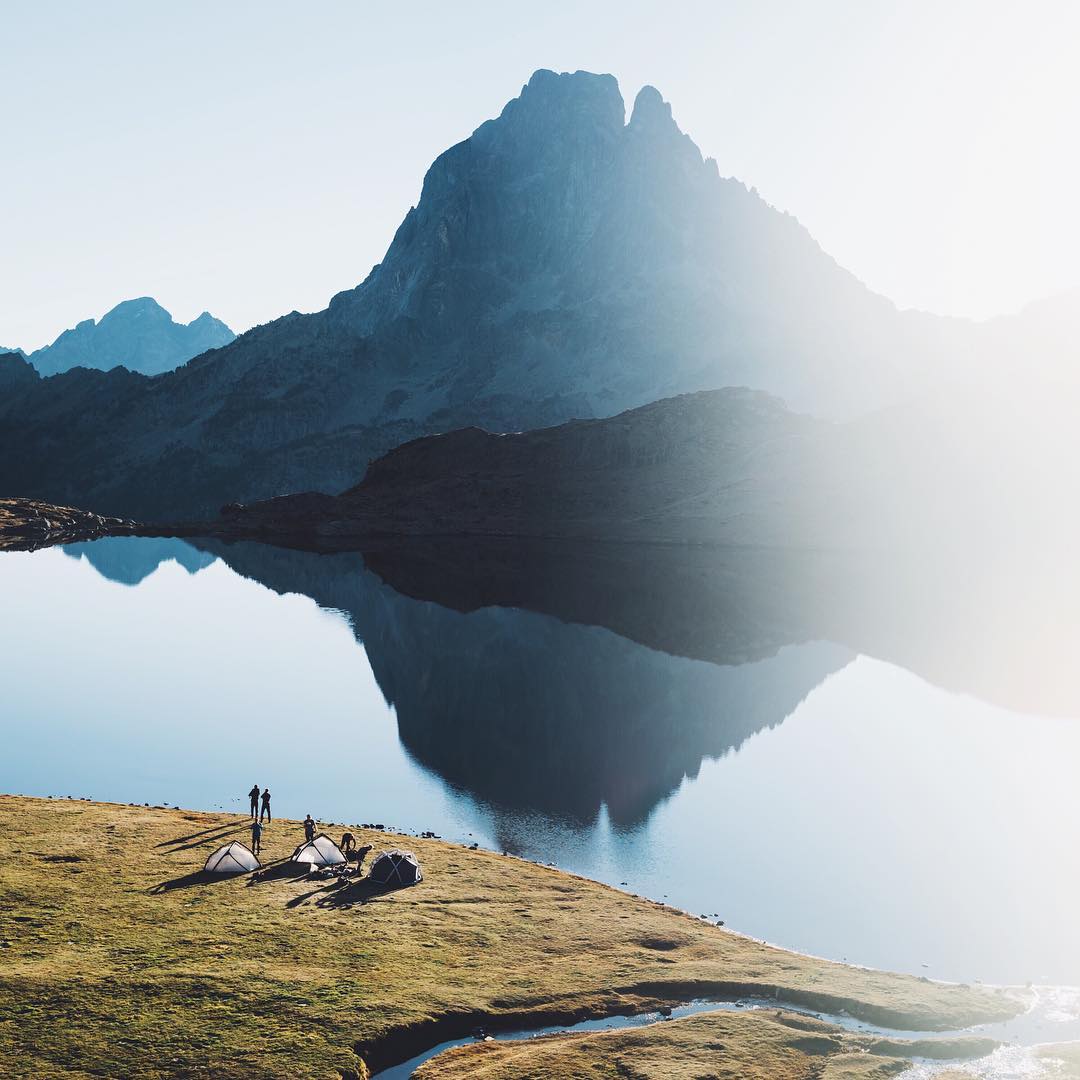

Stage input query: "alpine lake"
[{"left": 3, "top": 534, "right": 1078, "bottom": 1005}]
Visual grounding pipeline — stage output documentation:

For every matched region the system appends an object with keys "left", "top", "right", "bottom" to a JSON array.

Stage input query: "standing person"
[
  {"left": 251, "top": 818, "right": 263, "bottom": 856},
  {"left": 303, "top": 814, "right": 315, "bottom": 842},
  {"left": 248, "top": 784, "right": 260, "bottom": 819},
  {"left": 260, "top": 788, "right": 272, "bottom": 823}
]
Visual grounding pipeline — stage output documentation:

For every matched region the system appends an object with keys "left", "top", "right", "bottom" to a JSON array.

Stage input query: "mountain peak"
[
  {"left": 28, "top": 297, "right": 235, "bottom": 377},
  {"left": 102, "top": 297, "right": 170, "bottom": 323},
  {"left": 629, "top": 85, "right": 673, "bottom": 129},
  {"left": 495, "top": 68, "right": 625, "bottom": 136},
  {"left": 188, "top": 310, "right": 232, "bottom": 333}
]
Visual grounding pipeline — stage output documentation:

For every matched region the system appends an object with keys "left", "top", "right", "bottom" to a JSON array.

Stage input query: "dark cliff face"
[
  {"left": 28, "top": 297, "right": 235, "bottom": 377},
  {"left": 0, "top": 69, "right": 972, "bottom": 519}
]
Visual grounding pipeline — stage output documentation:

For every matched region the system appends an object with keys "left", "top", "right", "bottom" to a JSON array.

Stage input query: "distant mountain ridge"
[
  {"left": 217, "top": 387, "right": 822, "bottom": 546},
  {"left": 0, "top": 69, "right": 1073, "bottom": 519},
  {"left": 217, "top": 371, "right": 1080, "bottom": 557},
  {"left": 26, "top": 297, "right": 234, "bottom": 377}
]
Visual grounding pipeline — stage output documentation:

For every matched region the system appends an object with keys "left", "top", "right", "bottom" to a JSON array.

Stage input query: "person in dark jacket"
[
  {"left": 260, "top": 788, "right": 272, "bottom": 823},
  {"left": 248, "top": 784, "right": 260, "bottom": 819},
  {"left": 303, "top": 814, "right": 316, "bottom": 842},
  {"left": 251, "top": 818, "right": 263, "bottom": 856}
]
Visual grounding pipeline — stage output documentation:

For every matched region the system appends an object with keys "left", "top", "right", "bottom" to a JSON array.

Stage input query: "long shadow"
[
  {"left": 148, "top": 870, "right": 246, "bottom": 893},
  {"left": 285, "top": 883, "right": 333, "bottom": 909},
  {"left": 312, "top": 878, "right": 407, "bottom": 909},
  {"left": 151, "top": 857, "right": 310, "bottom": 894},
  {"left": 156, "top": 822, "right": 250, "bottom": 849},
  {"left": 159, "top": 825, "right": 248, "bottom": 855}
]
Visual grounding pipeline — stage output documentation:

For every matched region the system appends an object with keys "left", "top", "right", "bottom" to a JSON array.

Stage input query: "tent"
[
  {"left": 367, "top": 849, "right": 423, "bottom": 887},
  {"left": 292, "top": 833, "right": 346, "bottom": 867},
  {"left": 204, "top": 841, "right": 260, "bottom": 874}
]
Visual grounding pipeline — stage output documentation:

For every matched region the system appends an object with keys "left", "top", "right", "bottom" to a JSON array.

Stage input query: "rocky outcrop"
[
  {"left": 0, "top": 497, "right": 139, "bottom": 550},
  {"left": 27, "top": 297, "right": 234, "bottom": 377}
]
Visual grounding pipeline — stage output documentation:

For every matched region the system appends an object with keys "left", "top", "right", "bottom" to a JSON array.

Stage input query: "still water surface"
[{"left": 2, "top": 538, "right": 1078, "bottom": 992}]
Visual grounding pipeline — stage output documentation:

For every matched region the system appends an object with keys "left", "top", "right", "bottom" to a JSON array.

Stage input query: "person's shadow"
[{"left": 154, "top": 824, "right": 246, "bottom": 854}]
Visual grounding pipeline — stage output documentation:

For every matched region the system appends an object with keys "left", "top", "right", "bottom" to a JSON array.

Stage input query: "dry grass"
[
  {"left": 414, "top": 1010, "right": 920, "bottom": 1079},
  {"left": 0, "top": 796, "right": 1016, "bottom": 1079}
]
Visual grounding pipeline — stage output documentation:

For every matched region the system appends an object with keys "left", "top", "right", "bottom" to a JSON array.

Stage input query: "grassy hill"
[{"left": 0, "top": 796, "right": 1017, "bottom": 1078}]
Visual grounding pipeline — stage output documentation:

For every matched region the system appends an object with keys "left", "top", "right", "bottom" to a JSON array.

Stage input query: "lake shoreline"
[{"left": 0, "top": 794, "right": 1023, "bottom": 1078}]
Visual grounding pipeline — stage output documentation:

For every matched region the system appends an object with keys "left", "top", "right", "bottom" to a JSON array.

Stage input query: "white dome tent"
[
  {"left": 292, "top": 833, "right": 346, "bottom": 867},
  {"left": 204, "top": 841, "right": 260, "bottom": 874},
  {"left": 368, "top": 849, "right": 423, "bottom": 887}
]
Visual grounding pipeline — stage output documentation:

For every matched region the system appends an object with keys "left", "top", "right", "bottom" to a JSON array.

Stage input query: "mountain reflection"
[
  {"left": 62, "top": 536, "right": 214, "bottom": 586},
  {"left": 192, "top": 539, "right": 850, "bottom": 825},
  {"left": 62, "top": 535, "right": 1080, "bottom": 825},
  {"left": 359, "top": 537, "right": 1080, "bottom": 720}
]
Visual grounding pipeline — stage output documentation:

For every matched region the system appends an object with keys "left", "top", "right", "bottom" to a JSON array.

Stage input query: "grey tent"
[
  {"left": 368, "top": 849, "right": 423, "bottom": 887},
  {"left": 292, "top": 833, "right": 346, "bottom": 867},
  {"left": 204, "top": 841, "right": 260, "bottom": 874}
]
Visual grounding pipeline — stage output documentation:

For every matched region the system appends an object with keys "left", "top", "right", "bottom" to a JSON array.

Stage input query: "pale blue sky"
[{"left": 3, "top": 1, "right": 1078, "bottom": 349}]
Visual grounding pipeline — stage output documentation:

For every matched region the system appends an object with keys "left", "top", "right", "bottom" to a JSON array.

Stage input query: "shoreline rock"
[{"left": 0, "top": 497, "right": 141, "bottom": 551}]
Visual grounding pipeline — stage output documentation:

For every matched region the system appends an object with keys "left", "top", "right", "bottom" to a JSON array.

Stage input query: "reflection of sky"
[
  {"left": 3, "top": 542, "right": 1079, "bottom": 988},
  {"left": 2, "top": 546, "right": 482, "bottom": 837}
]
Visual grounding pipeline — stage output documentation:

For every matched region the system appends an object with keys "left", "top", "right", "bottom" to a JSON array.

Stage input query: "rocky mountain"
[
  {"left": 26, "top": 297, "right": 234, "bottom": 377},
  {"left": 0, "top": 70, "right": 1072, "bottom": 520},
  {"left": 0, "top": 69, "right": 981, "bottom": 520}
]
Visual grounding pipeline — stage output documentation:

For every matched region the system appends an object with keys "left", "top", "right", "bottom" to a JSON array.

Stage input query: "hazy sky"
[{"left": 3, "top": 1, "right": 1078, "bottom": 349}]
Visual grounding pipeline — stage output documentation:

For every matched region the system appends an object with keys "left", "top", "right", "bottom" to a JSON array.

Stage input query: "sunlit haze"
[
  {"left": 3, "top": 0, "right": 1078, "bottom": 349},
  {"left": 4, "top": 9, "right": 1080, "bottom": 1077}
]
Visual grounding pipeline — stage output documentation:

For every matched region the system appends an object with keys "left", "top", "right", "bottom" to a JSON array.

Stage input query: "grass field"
[
  {"left": 413, "top": 1008, "right": 1002, "bottom": 1079},
  {"left": 0, "top": 795, "right": 1019, "bottom": 1078}
]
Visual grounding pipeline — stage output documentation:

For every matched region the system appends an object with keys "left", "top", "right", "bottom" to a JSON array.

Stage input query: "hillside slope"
[{"left": 0, "top": 796, "right": 1015, "bottom": 1079}]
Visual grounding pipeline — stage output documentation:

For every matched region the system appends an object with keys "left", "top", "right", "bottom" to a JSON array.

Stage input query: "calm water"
[{"left": 3, "top": 537, "right": 1079, "bottom": 992}]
